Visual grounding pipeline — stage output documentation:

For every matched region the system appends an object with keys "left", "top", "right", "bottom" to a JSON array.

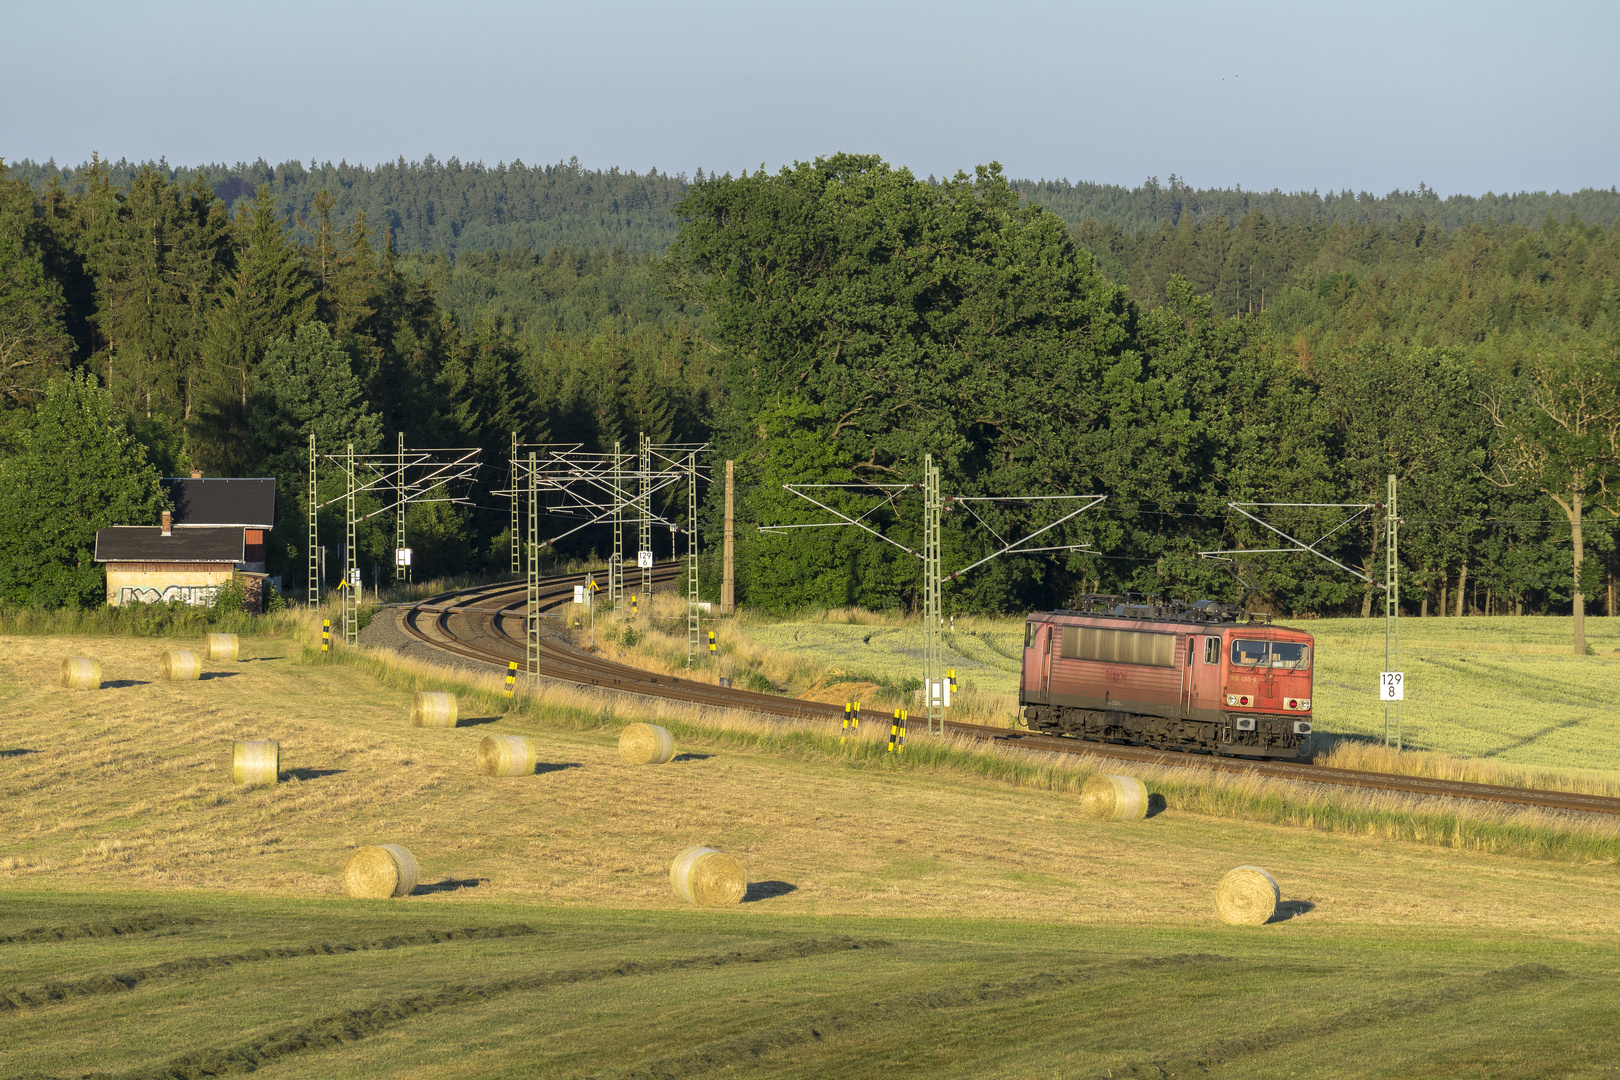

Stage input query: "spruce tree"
[{"left": 196, "top": 186, "right": 314, "bottom": 471}]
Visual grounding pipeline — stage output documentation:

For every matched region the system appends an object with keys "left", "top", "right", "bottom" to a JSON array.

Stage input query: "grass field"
[
  {"left": 7, "top": 625, "right": 1620, "bottom": 1076},
  {"left": 661, "top": 606, "right": 1620, "bottom": 773},
  {"left": 6, "top": 890, "right": 1620, "bottom": 1079}
]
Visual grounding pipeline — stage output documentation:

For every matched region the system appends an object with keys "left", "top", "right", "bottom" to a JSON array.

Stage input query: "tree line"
[
  {"left": 11, "top": 157, "right": 1616, "bottom": 261},
  {"left": 1, "top": 153, "right": 1616, "bottom": 649}
]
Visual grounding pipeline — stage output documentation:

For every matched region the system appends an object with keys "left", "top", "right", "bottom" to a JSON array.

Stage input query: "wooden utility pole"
[{"left": 721, "top": 459, "right": 735, "bottom": 613}]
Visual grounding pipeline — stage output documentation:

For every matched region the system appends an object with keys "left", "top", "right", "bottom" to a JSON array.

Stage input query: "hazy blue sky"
[{"left": 6, "top": 0, "right": 1616, "bottom": 196}]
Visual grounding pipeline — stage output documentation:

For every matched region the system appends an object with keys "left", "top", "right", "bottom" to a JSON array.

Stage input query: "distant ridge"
[{"left": 7, "top": 157, "right": 1617, "bottom": 258}]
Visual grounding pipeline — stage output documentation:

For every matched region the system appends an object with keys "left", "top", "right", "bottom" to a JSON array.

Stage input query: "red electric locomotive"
[{"left": 1019, "top": 597, "right": 1314, "bottom": 760}]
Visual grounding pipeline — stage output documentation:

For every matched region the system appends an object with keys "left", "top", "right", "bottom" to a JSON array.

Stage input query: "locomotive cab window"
[
  {"left": 1270, "top": 642, "right": 1311, "bottom": 670},
  {"left": 1230, "top": 638, "right": 1311, "bottom": 670},
  {"left": 1230, "top": 639, "right": 1270, "bottom": 667},
  {"left": 1025, "top": 623, "right": 1035, "bottom": 649},
  {"left": 1204, "top": 637, "right": 1220, "bottom": 664}
]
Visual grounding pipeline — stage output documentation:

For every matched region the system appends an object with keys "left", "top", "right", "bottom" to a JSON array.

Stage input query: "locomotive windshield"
[{"left": 1230, "top": 639, "right": 1311, "bottom": 670}]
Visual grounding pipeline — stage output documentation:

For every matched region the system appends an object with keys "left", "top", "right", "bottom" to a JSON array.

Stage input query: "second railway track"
[{"left": 391, "top": 572, "right": 1620, "bottom": 819}]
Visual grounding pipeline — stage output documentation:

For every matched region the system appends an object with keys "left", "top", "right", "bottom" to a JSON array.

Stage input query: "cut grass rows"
[{"left": 2, "top": 895, "right": 1617, "bottom": 1080}]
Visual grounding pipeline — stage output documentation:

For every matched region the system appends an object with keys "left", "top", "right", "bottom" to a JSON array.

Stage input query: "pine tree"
[{"left": 90, "top": 168, "right": 229, "bottom": 430}]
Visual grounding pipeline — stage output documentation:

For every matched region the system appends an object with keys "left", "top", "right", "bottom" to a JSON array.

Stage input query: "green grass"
[
  {"left": 4, "top": 890, "right": 1620, "bottom": 1079},
  {"left": 725, "top": 610, "right": 1620, "bottom": 772}
]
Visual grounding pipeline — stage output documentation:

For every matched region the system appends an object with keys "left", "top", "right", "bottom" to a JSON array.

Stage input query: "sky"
[{"left": 4, "top": 0, "right": 1617, "bottom": 197}]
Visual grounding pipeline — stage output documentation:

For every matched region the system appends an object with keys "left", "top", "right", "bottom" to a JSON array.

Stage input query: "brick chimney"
[
  {"left": 190, "top": 469, "right": 203, "bottom": 479},
  {"left": 161, "top": 510, "right": 172, "bottom": 537}
]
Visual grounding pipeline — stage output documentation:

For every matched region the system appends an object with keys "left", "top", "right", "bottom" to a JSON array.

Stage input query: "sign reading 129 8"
[{"left": 1379, "top": 671, "right": 1405, "bottom": 701}]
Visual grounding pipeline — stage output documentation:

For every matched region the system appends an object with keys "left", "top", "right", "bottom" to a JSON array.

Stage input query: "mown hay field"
[
  {"left": 6, "top": 627, "right": 1620, "bottom": 1077},
  {"left": 6, "top": 890, "right": 1620, "bottom": 1079}
]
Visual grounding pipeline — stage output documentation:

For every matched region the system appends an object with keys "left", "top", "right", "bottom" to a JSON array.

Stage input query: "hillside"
[{"left": 9, "top": 156, "right": 1617, "bottom": 260}]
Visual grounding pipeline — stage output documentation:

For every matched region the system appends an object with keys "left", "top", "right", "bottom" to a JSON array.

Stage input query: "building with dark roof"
[{"left": 94, "top": 476, "right": 277, "bottom": 609}]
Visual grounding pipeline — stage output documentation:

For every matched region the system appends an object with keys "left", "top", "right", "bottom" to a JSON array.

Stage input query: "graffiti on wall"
[{"left": 119, "top": 585, "right": 220, "bottom": 606}]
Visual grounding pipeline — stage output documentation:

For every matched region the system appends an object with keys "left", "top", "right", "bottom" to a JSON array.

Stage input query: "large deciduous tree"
[
  {"left": 669, "top": 154, "right": 1134, "bottom": 610},
  {"left": 1481, "top": 346, "right": 1620, "bottom": 653},
  {"left": 0, "top": 372, "right": 167, "bottom": 607}
]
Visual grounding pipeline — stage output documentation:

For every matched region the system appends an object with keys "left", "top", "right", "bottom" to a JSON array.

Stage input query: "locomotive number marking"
[{"left": 1104, "top": 669, "right": 1128, "bottom": 684}]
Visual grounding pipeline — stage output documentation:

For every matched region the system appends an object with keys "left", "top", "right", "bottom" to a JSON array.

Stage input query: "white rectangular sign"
[
  {"left": 1379, "top": 671, "right": 1404, "bottom": 701},
  {"left": 637, "top": 550, "right": 653, "bottom": 569},
  {"left": 573, "top": 585, "right": 585, "bottom": 604},
  {"left": 926, "top": 679, "right": 952, "bottom": 708},
  {"left": 394, "top": 548, "right": 413, "bottom": 567}
]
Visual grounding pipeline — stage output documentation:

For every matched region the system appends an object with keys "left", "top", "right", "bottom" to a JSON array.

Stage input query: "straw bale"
[
  {"left": 343, "top": 844, "right": 419, "bottom": 899},
  {"left": 1214, "top": 865, "right": 1280, "bottom": 926},
  {"left": 1079, "top": 774, "right": 1149, "bottom": 822},
  {"left": 205, "top": 633, "right": 239, "bottom": 661},
  {"left": 232, "top": 739, "right": 280, "bottom": 786},
  {"left": 669, "top": 846, "right": 748, "bottom": 906},
  {"left": 477, "top": 734, "right": 537, "bottom": 777},
  {"left": 159, "top": 650, "right": 202, "bottom": 681},
  {"left": 410, "top": 691, "right": 458, "bottom": 728},
  {"left": 59, "top": 657, "right": 101, "bottom": 691},
  {"left": 619, "top": 722, "right": 675, "bottom": 765}
]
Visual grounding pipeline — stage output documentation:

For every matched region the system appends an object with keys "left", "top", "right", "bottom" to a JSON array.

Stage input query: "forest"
[{"left": 1, "top": 153, "right": 1617, "bottom": 632}]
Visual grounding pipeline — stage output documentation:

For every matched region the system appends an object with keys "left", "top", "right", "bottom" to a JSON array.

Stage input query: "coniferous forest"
[{"left": 2, "top": 153, "right": 1617, "bottom": 627}]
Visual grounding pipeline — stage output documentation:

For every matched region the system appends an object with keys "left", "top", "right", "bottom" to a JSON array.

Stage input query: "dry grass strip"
[{"left": 312, "top": 624, "right": 1620, "bottom": 867}]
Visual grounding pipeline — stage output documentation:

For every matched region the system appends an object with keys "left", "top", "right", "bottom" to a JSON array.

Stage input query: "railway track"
[{"left": 393, "top": 573, "right": 1620, "bottom": 819}]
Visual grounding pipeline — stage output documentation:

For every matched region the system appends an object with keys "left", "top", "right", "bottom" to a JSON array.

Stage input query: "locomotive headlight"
[
  {"left": 1282, "top": 697, "right": 1311, "bottom": 711},
  {"left": 1225, "top": 694, "right": 1251, "bottom": 707}
]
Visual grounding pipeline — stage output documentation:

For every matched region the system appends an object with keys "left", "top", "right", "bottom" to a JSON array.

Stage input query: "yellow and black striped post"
[
  {"left": 888, "top": 708, "right": 908, "bottom": 753},
  {"left": 631, "top": 594, "right": 638, "bottom": 619},
  {"left": 707, "top": 630, "right": 716, "bottom": 656},
  {"left": 947, "top": 669, "right": 957, "bottom": 694},
  {"left": 504, "top": 661, "right": 518, "bottom": 698},
  {"left": 841, "top": 702, "right": 851, "bottom": 745},
  {"left": 321, "top": 619, "right": 330, "bottom": 652}
]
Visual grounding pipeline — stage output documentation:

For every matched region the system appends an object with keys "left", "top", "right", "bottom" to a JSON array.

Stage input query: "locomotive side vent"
[{"left": 1235, "top": 717, "right": 1257, "bottom": 731}]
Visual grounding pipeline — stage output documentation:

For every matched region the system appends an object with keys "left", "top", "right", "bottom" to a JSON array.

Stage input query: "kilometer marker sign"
[{"left": 1379, "top": 671, "right": 1405, "bottom": 701}]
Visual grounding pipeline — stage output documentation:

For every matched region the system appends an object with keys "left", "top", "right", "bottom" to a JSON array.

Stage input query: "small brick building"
[{"left": 95, "top": 477, "right": 277, "bottom": 610}]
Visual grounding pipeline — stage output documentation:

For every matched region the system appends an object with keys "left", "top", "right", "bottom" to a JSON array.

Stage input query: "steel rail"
[{"left": 393, "top": 579, "right": 1620, "bottom": 818}]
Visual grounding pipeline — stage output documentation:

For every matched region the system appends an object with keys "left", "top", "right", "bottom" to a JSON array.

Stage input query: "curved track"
[{"left": 394, "top": 574, "right": 1620, "bottom": 818}]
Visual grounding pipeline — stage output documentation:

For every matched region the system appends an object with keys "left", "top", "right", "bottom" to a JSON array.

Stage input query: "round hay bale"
[
  {"left": 477, "top": 734, "right": 536, "bottom": 777},
  {"left": 59, "top": 657, "right": 101, "bottom": 691},
  {"left": 159, "top": 650, "right": 203, "bottom": 681},
  {"left": 232, "top": 739, "right": 280, "bottom": 786},
  {"left": 1079, "top": 774, "right": 1149, "bottom": 822},
  {"left": 669, "top": 846, "right": 747, "bottom": 906},
  {"left": 206, "top": 633, "right": 239, "bottom": 661},
  {"left": 619, "top": 723, "right": 675, "bottom": 765},
  {"left": 410, "top": 691, "right": 458, "bottom": 728},
  {"left": 343, "top": 844, "right": 419, "bottom": 899},
  {"left": 1214, "top": 865, "right": 1280, "bottom": 926}
]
